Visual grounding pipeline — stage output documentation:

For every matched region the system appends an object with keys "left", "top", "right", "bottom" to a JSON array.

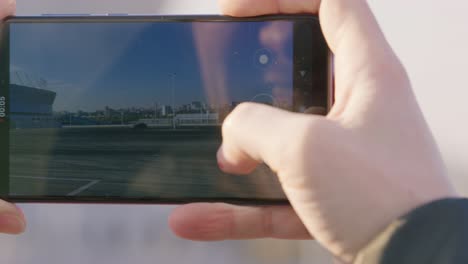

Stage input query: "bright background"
[{"left": 1, "top": 1, "right": 467, "bottom": 263}]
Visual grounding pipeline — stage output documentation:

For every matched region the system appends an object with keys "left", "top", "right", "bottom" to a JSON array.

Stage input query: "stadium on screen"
[{"left": 9, "top": 70, "right": 61, "bottom": 129}]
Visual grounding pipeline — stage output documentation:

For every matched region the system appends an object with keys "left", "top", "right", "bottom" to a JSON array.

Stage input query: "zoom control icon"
[{"left": 253, "top": 48, "right": 274, "bottom": 69}]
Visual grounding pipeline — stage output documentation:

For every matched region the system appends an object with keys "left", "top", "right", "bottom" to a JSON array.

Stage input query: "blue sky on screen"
[{"left": 10, "top": 21, "right": 293, "bottom": 112}]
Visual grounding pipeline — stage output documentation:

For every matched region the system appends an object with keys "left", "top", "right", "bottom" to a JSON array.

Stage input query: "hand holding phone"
[{"left": 170, "top": 0, "right": 457, "bottom": 263}]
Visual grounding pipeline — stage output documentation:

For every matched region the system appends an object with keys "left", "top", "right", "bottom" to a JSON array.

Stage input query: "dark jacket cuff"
[{"left": 354, "top": 198, "right": 468, "bottom": 264}]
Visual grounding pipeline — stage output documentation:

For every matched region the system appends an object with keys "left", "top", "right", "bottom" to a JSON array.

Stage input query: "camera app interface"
[{"left": 5, "top": 20, "right": 309, "bottom": 199}]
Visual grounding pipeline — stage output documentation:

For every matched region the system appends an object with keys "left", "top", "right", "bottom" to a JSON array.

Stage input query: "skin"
[
  {"left": 169, "top": 0, "right": 458, "bottom": 263},
  {"left": 0, "top": 0, "right": 25, "bottom": 235}
]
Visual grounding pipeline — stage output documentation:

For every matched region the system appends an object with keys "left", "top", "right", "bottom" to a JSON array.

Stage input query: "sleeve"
[{"left": 354, "top": 198, "right": 468, "bottom": 264}]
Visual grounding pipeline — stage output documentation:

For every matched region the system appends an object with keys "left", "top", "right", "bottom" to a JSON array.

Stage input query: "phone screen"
[{"left": 0, "top": 16, "right": 329, "bottom": 203}]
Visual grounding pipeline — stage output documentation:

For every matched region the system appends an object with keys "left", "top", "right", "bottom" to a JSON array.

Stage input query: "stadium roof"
[{"left": 10, "top": 70, "right": 48, "bottom": 90}]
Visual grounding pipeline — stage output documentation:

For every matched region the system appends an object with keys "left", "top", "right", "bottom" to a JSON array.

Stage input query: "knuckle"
[
  {"left": 233, "top": 102, "right": 258, "bottom": 116},
  {"left": 222, "top": 102, "right": 258, "bottom": 137}
]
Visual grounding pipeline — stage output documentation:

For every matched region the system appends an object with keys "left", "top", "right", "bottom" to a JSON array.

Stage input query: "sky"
[{"left": 10, "top": 20, "right": 294, "bottom": 112}]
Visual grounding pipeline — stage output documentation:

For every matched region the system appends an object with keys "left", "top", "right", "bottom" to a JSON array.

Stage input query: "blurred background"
[{"left": 1, "top": 0, "right": 467, "bottom": 263}]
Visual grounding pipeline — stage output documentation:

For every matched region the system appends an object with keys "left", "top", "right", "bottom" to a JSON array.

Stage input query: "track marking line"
[
  {"left": 12, "top": 176, "right": 101, "bottom": 196},
  {"left": 67, "top": 180, "right": 100, "bottom": 196},
  {"left": 12, "top": 176, "right": 96, "bottom": 182}
]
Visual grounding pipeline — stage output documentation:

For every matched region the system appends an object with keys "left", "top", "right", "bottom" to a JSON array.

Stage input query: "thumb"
[
  {"left": 217, "top": 102, "right": 327, "bottom": 176},
  {"left": 0, "top": 200, "right": 26, "bottom": 234}
]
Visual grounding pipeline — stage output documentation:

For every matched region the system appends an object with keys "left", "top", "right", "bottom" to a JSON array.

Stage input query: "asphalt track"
[{"left": 9, "top": 127, "right": 286, "bottom": 200}]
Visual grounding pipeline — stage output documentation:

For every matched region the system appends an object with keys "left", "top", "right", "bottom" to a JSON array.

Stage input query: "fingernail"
[{"left": 0, "top": 214, "right": 26, "bottom": 234}]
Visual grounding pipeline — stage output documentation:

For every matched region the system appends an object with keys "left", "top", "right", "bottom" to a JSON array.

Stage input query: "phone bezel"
[{"left": 0, "top": 15, "right": 332, "bottom": 205}]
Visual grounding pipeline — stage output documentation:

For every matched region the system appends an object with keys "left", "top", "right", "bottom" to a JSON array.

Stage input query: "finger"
[
  {"left": 333, "top": 259, "right": 347, "bottom": 264},
  {"left": 216, "top": 105, "right": 327, "bottom": 175},
  {"left": 219, "top": 0, "right": 320, "bottom": 17},
  {"left": 219, "top": 0, "right": 390, "bottom": 63},
  {"left": 169, "top": 203, "right": 311, "bottom": 240},
  {"left": 0, "top": 0, "right": 16, "bottom": 19},
  {"left": 0, "top": 200, "right": 26, "bottom": 234},
  {"left": 217, "top": 143, "right": 259, "bottom": 175},
  {"left": 219, "top": 0, "right": 409, "bottom": 112},
  {"left": 304, "top": 106, "right": 327, "bottom": 115},
  {"left": 218, "top": 102, "right": 324, "bottom": 175}
]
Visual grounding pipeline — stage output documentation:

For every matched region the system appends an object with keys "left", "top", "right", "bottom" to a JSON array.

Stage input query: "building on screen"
[{"left": 9, "top": 71, "right": 61, "bottom": 129}]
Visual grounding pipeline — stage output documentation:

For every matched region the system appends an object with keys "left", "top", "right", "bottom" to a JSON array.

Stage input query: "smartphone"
[{"left": 0, "top": 15, "right": 332, "bottom": 204}]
